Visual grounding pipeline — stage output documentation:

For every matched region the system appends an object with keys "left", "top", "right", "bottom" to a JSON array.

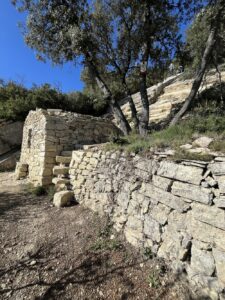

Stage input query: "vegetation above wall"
[{"left": 0, "top": 81, "right": 108, "bottom": 121}]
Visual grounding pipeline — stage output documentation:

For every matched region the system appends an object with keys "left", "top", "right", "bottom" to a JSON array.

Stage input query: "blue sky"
[{"left": 0, "top": 2, "right": 84, "bottom": 93}]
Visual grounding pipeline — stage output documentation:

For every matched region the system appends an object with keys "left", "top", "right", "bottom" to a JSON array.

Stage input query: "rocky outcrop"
[{"left": 68, "top": 148, "right": 225, "bottom": 299}]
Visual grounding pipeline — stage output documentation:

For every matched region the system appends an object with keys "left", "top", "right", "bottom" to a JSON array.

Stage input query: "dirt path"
[{"left": 0, "top": 173, "right": 192, "bottom": 300}]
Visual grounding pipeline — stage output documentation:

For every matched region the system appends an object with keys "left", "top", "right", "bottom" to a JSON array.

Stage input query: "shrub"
[{"left": 32, "top": 186, "right": 47, "bottom": 196}]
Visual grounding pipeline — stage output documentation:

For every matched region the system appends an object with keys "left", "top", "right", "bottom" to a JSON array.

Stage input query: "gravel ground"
[{"left": 0, "top": 173, "right": 194, "bottom": 300}]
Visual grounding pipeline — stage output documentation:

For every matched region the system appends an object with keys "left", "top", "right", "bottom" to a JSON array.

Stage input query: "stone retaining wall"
[
  {"left": 70, "top": 149, "right": 225, "bottom": 298},
  {"left": 0, "top": 121, "right": 23, "bottom": 156}
]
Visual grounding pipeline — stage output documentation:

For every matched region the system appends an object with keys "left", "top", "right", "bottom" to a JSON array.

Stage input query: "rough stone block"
[
  {"left": 192, "top": 203, "right": 225, "bottom": 231},
  {"left": 213, "top": 196, "right": 225, "bottom": 209},
  {"left": 212, "top": 248, "right": 225, "bottom": 286},
  {"left": 152, "top": 175, "right": 173, "bottom": 191},
  {"left": 172, "top": 181, "right": 213, "bottom": 205},
  {"left": 56, "top": 156, "right": 71, "bottom": 164},
  {"left": 143, "top": 217, "right": 161, "bottom": 243},
  {"left": 53, "top": 191, "right": 74, "bottom": 208},
  {"left": 187, "top": 214, "right": 225, "bottom": 251},
  {"left": 53, "top": 166, "right": 69, "bottom": 176},
  {"left": 150, "top": 203, "right": 171, "bottom": 225},
  {"left": 190, "top": 244, "right": 215, "bottom": 276},
  {"left": 215, "top": 175, "right": 225, "bottom": 193},
  {"left": 142, "top": 183, "right": 190, "bottom": 212},
  {"left": 52, "top": 178, "right": 70, "bottom": 185},
  {"left": 192, "top": 136, "right": 214, "bottom": 148},
  {"left": 157, "top": 161, "right": 203, "bottom": 185},
  {"left": 209, "top": 162, "right": 225, "bottom": 176}
]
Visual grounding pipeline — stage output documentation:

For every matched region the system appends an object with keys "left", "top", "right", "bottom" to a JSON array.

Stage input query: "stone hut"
[{"left": 16, "top": 109, "right": 120, "bottom": 186}]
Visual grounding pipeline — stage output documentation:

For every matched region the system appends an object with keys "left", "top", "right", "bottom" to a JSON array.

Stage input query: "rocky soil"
[{"left": 0, "top": 173, "right": 195, "bottom": 300}]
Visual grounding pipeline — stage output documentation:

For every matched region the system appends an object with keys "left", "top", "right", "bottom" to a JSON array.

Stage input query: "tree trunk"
[
  {"left": 139, "top": 72, "right": 149, "bottom": 136},
  {"left": 170, "top": 21, "right": 219, "bottom": 126},
  {"left": 122, "top": 81, "right": 139, "bottom": 131},
  {"left": 86, "top": 57, "right": 131, "bottom": 135}
]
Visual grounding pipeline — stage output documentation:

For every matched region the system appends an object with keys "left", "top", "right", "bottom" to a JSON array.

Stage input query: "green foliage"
[
  {"left": 185, "top": 7, "right": 225, "bottom": 71},
  {"left": 0, "top": 80, "right": 108, "bottom": 121},
  {"left": 172, "top": 150, "right": 214, "bottom": 162},
  {"left": 209, "top": 140, "right": 225, "bottom": 152},
  {"left": 32, "top": 186, "right": 47, "bottom": 196},
  {"left": 106, "top": 113, "right": 225, "bottom": 155},
  {"left": 90, "top": 238, "right": 121, "bottom": 251},
  {"left": 147, "top": 270, "right": 161, "bottom": 289},
  {"left": 144, "top": 247, "right": 154, "bottom": 259}
]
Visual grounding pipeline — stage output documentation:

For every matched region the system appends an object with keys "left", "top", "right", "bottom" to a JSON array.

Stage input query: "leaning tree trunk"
[
  {"left": 86, "top": 57, "right": 131, "bottom": 135},
  {"left": 122, "top": 80, "right": 139, "bottom": 131},
  {"left": 170, "top": 19, "right": 219, "bottom": 126},
  {"left": 139, "top": 71, "right": 149, "bottom": 136},
  {"left": 138, "top": 42, "right": 150, "bottom": 136}
]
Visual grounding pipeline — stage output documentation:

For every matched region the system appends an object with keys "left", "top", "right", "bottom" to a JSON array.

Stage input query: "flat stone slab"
[
  {"left": 171, "top": 181, "right": 213, "bottom": 205},
  {"left": 209, "top": 162, "right": 225, "bottom": 176},
  {"left": 141, "top": 183, "right": 190, "bottom": 213},
  {"left": 157, "top": 161, "right": 204, "bottom": 185},
  {"left": 192, "top": 203, "right": 225, "bottom": 231},
  {"left": 53, "top": 166, "right": 69, "bottom": 175},
  {"left": 56, "top": 156, "right": 71, "bottom": 164}
]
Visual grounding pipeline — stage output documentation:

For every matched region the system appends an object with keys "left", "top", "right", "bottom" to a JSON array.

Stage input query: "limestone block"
[
  {"left": 187, "top": 214, "right": 225, "bottom": 251},
  {"left": 157, "top": 161, "right": 203, "bottom": 185},
  {"left": 192, "top": 203, "right": 225, "bottom": 231},
  {"left": 212, "top": 248, "right": 225, "bottom": 286},
  {"left": 150, "top": 203, "right": 171, "bottom": 225},
  {"left": 15, "top": 163, "right": 28, "bottom": 179},
  {"left": 62, "top": 151, "right": 73, "bottom": 157},
  {"left": 124, "top": 228, "right": 143, "bottom": 248},
  {"left": 89, "top": 157, "right": 98, "bottom": 167},
  {"left": 135, "top": 158, "right": 158, "bottom": 174},
  {"left": 186, "top": 268, "right": 221, "bottom": 296},
  {"left": 190, "top": 244, "right": 215, "bottom": 276},
  {"left": 53, "top": 166, "right": 69, "bottom": 176},
  {"left": 167, "top": 210, "right": 189, "bottom": 232},
  {"left": 152, "top": 175, "right": 173, "bottom": 191},
  {"left": 193, "top": 136, "right": 214, "bottom": 148},
  {"left": 215, "top": 175, "right": 225, "bottom": 193},
  {"left": 52, "top": 178, "right": 70, "bottom": 185},
  {"left": 124, "top": 216, "right": 143, "bottom": 247},
  {"left": 73, "top": 175, "right": 85, "bottom": 188},
  {"left": 172, "top": 181, "right": 213, "bottom": 205},
  {"left": 209, "top": 162, "right": 225, "bottom": 176},
  {"left": 56, "top": 156, "right": 71, "bottom": 164},
  {"left": 205, "top": 176, "right": 218, "bottom": 187},
  {"left": 158, "top": 231, "right": 189, "bottom": 262},
  {"left": 53, "top": 191, "right": 74, "bottom": 208},
  {"left": 180, "top": 144, "right": 193, "bottom": 150},
  {"left": 213, "top": 197, "right": 225, "bottom": 209},
  {"left": 142, "top": 183, "right": 190, "bottom": 213},
  {"left": 40, "top": 168, "right": 52, "bottom": 176},
  {"left": 116, "top": 192, "right": 130, "bottom": 211},
  {"left": 55, "top": 183, "right": 68, "bottom": 192},
  {"left": 143, "top": 216, "right": 161, "bottom": 243}
]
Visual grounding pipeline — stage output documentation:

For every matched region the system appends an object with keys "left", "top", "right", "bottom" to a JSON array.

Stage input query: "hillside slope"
[{"left": 119, "top": 70, "right": 225, "bottom": 126}]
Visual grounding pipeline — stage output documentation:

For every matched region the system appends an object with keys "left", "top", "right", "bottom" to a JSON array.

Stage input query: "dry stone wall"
[
  {"left": 70, "top": 149, "right": 225, "bottom": 298},
  {"left": 0, "top": 120, "right": 23, "bottom": 155},
  {"left": 16, "top": 109, "right": 120, "bottom": 186}
]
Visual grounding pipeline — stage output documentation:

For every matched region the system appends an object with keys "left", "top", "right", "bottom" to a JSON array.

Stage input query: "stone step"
[
  {"left": 52, "top": 177, "right": 70, "bottom": 185},
  {"left": 61, "top": 151, "right": 72, "bottom": 157},
  {"left": 56, "top": 156, "right": 71, "bottom": 164},
  {"left": 53, "top": 166, "right": 70, "bottom": 176}
]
